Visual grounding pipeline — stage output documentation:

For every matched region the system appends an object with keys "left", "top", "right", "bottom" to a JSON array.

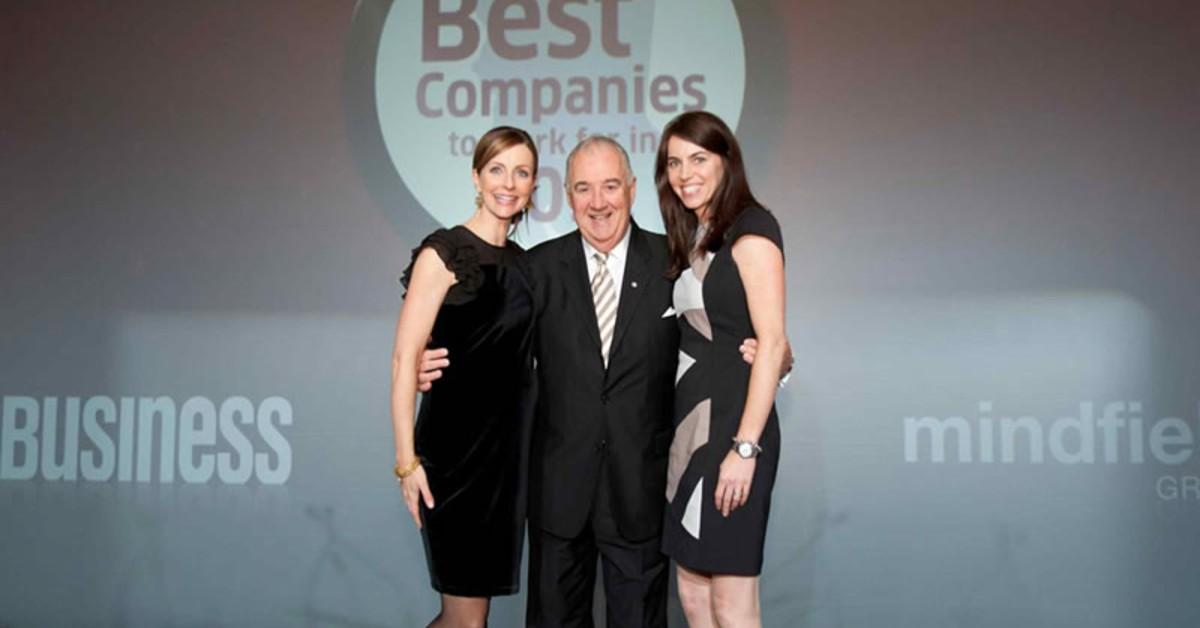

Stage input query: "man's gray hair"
[{"left": 564, "top": 135, "right": 635, "bottom": 187}]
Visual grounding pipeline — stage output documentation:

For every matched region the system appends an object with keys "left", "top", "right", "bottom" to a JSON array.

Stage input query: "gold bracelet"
[{"left": 394, "top": 457, "right": 422, "bottom": 479}]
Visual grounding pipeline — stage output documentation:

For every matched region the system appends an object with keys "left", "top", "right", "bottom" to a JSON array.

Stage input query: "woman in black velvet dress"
[
  {"left": 656, "top": 111, "right": 788, "bottom": 628},
  {"left": 390, "top": 126, "right": 537, "bottom": 627}
]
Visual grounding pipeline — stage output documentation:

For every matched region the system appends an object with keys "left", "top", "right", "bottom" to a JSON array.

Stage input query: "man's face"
[{"left": 567, "top": 144, "right": 635, "bottom": 253}]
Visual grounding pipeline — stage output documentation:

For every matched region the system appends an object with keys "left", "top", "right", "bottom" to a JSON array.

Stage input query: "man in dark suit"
[{"left": 519, "top": 136, "right": 678, "bottom": 627}]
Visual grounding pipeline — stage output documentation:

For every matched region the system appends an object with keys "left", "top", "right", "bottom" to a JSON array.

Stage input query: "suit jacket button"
[
  {"left": 597, "top": 440, "right": 608, "bottom": 451},
  {"left": 601, "top": 394, "right": 609, "bottom": 404}
]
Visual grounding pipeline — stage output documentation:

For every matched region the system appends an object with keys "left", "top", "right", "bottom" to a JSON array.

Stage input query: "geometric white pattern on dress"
[
  {"left": 690, "top": 248, "right": 713, "bottom": 282},
  {"left": 672, "top": 266, "right": 705, "bottom": 316},
  {"left": 666, "top": 398, "right": 710, "bottom": 502},
  {"left": 682, "top": 478, "right": 703, "bottom": 539},
  {"left": 674, "top": 257, "right": 713, "bottom": 340},
  {"left": 676, "top": 350, "right": 696, "bottom": 385},
  {"left": 682, "top": 310, "right": 712, "bottom": 340}
]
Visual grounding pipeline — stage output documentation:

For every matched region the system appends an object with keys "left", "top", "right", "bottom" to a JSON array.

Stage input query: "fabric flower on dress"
[{"left": 399, "top": 229, "right": 484, "bottom": 301}]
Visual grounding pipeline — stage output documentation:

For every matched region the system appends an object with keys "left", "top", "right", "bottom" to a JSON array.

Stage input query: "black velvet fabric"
[{"left": 401, "top": 226, "right": 536, "bottom": 596}]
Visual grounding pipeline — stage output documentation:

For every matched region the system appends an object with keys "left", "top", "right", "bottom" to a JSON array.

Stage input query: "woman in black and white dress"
[{"left": 656, "top": 111, "right": 788, "bottom": 628}]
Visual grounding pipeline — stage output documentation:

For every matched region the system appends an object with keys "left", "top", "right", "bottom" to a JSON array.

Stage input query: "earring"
[{"left": 475, "top": 192, "right": 483, "bottom": 208}]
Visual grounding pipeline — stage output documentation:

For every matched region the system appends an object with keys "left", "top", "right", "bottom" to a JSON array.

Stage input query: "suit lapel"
[
  {"left": 560, "top": 231, "right": 603, "bottom": 355},
  {"left": 608, "top": 224, "right": 650, "bottom": 365}
]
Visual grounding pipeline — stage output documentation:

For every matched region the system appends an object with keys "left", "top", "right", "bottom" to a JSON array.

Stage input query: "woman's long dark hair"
[{"left": 655, "top": 111, "right": 763, "bottom": 278}]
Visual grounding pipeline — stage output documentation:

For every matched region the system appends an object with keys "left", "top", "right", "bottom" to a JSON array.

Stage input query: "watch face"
[{"left": 737, "top": 442, "right": 754, "bottom": 458}]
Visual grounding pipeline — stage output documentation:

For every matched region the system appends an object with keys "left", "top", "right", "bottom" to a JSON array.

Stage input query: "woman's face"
[
  {"left": 665, "top": 135, "right": 725, "bottom": 222},
  {"left": 472, "top": 143, "right": 536, "bottom": 220}
]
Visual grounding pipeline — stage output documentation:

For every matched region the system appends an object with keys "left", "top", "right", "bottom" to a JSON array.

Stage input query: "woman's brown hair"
[{"left": 654, "top": 111, "right": 762, "bottom": 278}]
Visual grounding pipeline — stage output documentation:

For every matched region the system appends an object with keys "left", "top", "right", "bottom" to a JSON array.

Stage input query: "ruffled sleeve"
[
  {"left": 726, "top": 206, "right": 784, "bottom": 260},
  {"left": 399, "top": 228, "right": 484, "bottom": 303}
]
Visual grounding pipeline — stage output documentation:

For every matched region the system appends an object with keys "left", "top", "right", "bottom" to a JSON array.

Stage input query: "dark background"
[{"left": 2, "top": 1, "right": 1198, "bottom": 626}]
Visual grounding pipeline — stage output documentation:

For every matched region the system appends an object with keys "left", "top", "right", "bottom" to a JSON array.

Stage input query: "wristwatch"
[{"left": 731, "top": 438, "right": 762, "bottom": 459}]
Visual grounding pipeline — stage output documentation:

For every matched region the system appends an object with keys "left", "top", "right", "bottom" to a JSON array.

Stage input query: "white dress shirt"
[{"left": 581, "top": 225, "right": 632, "bottom": 307}]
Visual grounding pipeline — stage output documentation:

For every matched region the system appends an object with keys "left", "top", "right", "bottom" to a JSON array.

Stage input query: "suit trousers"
[{"left": 526, "top": 460, "right": 668, "bottom": 628}]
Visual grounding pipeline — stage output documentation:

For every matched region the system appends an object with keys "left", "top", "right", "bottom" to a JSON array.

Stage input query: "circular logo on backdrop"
[{"left": 360, "top": 0, "right": 746, "bottom": 244}]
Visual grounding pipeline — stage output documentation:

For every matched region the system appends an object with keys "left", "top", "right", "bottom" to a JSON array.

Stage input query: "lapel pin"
[{"left": 630, "top": 281, "right": 638, "bottom": 288}]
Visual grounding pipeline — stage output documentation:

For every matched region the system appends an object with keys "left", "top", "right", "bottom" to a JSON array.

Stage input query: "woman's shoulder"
[
  {"left": 728, "top": 206, "right": 783, "bottom": 251},
  {"left": 410, "top": 226, "right": 471, "bottom": 258},
  {"left": 732, "top": 205, "right": 779, "bottom": 229},
  {"left": 504, "top": 238, "right": 526, "bottom": 255},
  {"left": 414, "top": 227, "right": 481, "bottom": 271},
  {"left": 400, "top": 227, "right": 483, "bottom": 296}
]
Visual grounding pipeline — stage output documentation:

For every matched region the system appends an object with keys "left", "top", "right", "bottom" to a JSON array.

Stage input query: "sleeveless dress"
[
  {"left": 662, "top": 206, "right": 784, "bottom": 576},
  {"left": 400, "top": 225, "right": 536, "bottom": 596}
]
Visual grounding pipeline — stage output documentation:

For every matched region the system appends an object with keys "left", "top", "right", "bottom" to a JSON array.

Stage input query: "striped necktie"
[{"left": 591, "top": 252, "right": 617, "bottom": 367}]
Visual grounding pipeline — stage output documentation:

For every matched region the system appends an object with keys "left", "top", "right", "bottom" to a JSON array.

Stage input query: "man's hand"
[
  {"left": 418, "top": 347, "right": 449, "bottom": 392},
  {"left": 738, "top": 338, "right": 794, "bottom": 382},
  {"left": 738, "top": 338, "right": 758, "bottom": 365}
]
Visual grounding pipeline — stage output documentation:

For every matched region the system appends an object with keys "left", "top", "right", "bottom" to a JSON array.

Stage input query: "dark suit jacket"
[{"left": 525, "top": 223, "right": 680, "bottom": 541}]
